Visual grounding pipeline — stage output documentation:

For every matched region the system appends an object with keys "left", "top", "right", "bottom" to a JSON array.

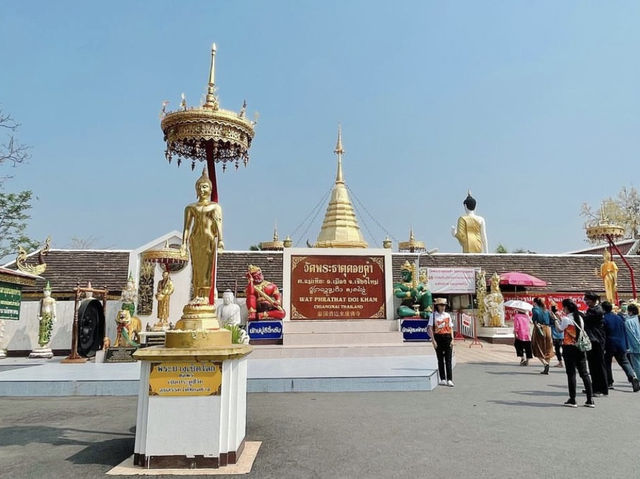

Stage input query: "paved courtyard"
[{"left": 1, "top": 343, "right": 638, "bottom": 479}]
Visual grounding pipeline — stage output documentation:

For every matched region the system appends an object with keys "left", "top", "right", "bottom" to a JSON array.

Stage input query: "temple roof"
[
  {"left": 4, "top": 249, "right": 131, "bottom": 297},
  {"left": 314, "top": 126, "right": 368, "bottom": 248}
]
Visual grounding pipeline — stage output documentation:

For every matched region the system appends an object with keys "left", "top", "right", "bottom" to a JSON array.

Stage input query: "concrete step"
[
  {"left": 284, "top": 320, "right": 399, "bottom": 334},
  {"left": 284, "top": 330, "right": 403, "bottom": 346},
  {"left": 247, "top": 356, "right": 439, "bottom": 393},
  {"left": 249, "top": 342, "right": 434, "bottom": 359}
]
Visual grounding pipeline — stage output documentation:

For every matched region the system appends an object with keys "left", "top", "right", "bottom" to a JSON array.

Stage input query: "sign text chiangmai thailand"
[
  {"left": 149, "top": 361, "right": 222, "bottom": 396},
  {"left": 0, "top": 282, "right": 22, "bottom": 321},
  {"left": 290, "top": 255, "right": 386, "bottom": 320}
]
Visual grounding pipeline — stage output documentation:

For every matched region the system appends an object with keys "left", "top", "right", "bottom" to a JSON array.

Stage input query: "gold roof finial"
[
  {"left": 260, "top": 221, "right": 285, "bottom": 250},
  {"left": 409, "top": 226, "right": 415, "bottom": 241},
  {"left": 334, "top": 124, "right": 344, "bottom": 184},
  {"left": 204, "top": 42, "right": 218, "bottom": 109}
]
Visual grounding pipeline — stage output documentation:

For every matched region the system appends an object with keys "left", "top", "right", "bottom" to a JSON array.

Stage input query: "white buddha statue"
[{"left": 217, "top": 290, "right": 242, "bottom": 327}]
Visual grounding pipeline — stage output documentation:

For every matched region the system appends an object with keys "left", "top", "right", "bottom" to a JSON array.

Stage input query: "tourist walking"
[
  {"left": 549, "top": 303, "right": 564, "bottom": 368},
  {"left": 602, "top": 301, "right": 640, "bottom": 391},
  {"left": 428, "top": 298, "right": 455, "bottom": 387},
  {"left": 512, "top": 308, "right": 532, "bottom": 366},
  {"left": 624, "top": 304, "right": 640, "bottom": 379},
  {"left": 531, "top": 298, "right": 554, "bottom": 374},
  {"left": 555, "top": 299, "right": 595, "bottom": 408},
  {"left": 583, "top": 292, "right": 609, "bottom": 396}
]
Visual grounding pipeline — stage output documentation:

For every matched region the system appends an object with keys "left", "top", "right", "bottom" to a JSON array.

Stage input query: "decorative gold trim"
[
  {"left": 371, "top": 305, "right": 386, "bottom": 319},
  {"left": 369, "top": 257, "right": 384, "bottom": 271},
  {"left": 291, "top": 256, "right": 306, "bottom": 271}
]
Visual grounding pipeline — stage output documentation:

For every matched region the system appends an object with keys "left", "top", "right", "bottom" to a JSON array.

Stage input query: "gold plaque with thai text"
[{"left": 149, "top": 361, "right": 222, "bottom": 396}]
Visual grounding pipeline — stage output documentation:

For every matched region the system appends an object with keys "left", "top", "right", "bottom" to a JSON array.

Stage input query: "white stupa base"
[{"left": 133, "top": 347, "right": 251, "bottom": 469}]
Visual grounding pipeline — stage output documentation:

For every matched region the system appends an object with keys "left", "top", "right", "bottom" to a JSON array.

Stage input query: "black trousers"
[
  {"left": 605, "top": 348, "right": 637, "bottom": 386},
  {"left": 514, "top": 339, "right": 532, "bottom": 359},
  {"left": 587, "top": 341, "right": 608, "bottom": 395},
  {"left": 563, "top": 345, "right": 593, "bottom": 402},
  {"left": 553, "top": 338, "right": 563, "bottom": 362},
  {"left": 434, "top": 334, "right": 453, "bottom": 381}
]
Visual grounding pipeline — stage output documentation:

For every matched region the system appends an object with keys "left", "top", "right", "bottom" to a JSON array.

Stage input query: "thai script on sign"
[
  {"left": 401, "top": 326, "right": 428, "bottom": 334},
  {"left": 149, "top": 360, "right": 222, "bottom": 397},
  {"left": 249, "top": 325, "right": 282, "bottom": 335},
  {"left": 303, "top": 262, "right": 374, "bottom": 277}
]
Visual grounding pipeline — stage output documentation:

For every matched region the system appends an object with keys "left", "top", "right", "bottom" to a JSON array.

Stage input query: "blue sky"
[{"left": 1, "top": 1, "right": 639, "bottom": 254}]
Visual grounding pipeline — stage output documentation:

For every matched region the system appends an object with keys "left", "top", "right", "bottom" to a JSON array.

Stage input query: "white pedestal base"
[
  {"left": 0, "top": 349, "right": 6, "bottom": 359},
  {"left": 134, "top": 351, "right": 250, "bottom": 469},
  {"left": 29, "top": 347, "right": 53, "bottom": 359}
]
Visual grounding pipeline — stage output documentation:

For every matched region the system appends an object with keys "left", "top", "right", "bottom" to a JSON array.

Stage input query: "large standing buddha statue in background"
[
  {"left": 181, "top": 167, "right": 223, "bottom": 302},
  {"left": 451, "top": 191, "right": 488, "bottom": 254}
]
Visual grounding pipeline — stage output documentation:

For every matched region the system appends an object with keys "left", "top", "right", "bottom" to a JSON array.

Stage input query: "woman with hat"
[{"left": 428, "top": 297, "right": 455, "bottom": 387}]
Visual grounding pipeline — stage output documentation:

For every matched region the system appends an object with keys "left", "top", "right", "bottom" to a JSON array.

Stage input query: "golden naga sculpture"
[
  {"left": 16, "top": 237, "right": 51, "bottom": 276},
  {"left": 597, "top": 249, "right": 618, "bottom": 304},
  {"left": 181, "top": 167, "right": 223, "bottom": 302},
  {"left": 451, "top": 192, "right": 488, "bottom": 254}
]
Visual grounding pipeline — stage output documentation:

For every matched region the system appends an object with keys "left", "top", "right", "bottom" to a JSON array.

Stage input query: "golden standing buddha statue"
[
  {"left": 598, "top": 249, "right": 618, "bottom": 304},
  {"left": 181, "top": 167, "right": 223, "bottom": 302},
  {"left": 452, "top": 192, "right": 488, "bottom": 254}
]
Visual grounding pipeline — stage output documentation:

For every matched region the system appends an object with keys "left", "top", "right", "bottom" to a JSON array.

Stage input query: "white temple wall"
[{"left": 2, "top": 300, "right": 121, "bottom": 353}]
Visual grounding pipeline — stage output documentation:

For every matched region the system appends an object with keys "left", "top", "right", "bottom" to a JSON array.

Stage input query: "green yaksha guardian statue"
[{"left": 394, "top": 261, "right": 432, "bottom": 319}]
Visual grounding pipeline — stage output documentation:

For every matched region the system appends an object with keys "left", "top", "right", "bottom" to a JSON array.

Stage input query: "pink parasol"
[{"left": 499, "top": 272, "right": 547, "bottom": 287}]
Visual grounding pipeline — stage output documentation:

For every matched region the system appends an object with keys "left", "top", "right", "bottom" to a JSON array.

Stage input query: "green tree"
[
  {"left": 495, "top": 244, "right": 508, "bottom": 254},
  {"left": 0, "top": 109, "right": 38, "bottom": 258},
  {"left": 249, "top": 244, "right": 262, "bottom": 251}
]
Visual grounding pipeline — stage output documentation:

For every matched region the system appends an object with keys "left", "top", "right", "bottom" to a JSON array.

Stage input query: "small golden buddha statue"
[{"left": 597, "top": 249, "right": 618, "bottom": 304}]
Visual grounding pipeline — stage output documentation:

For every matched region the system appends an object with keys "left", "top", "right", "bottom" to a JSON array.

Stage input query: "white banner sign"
[{"left": 425, "top": 267, "right": 476, "bottom": 294}]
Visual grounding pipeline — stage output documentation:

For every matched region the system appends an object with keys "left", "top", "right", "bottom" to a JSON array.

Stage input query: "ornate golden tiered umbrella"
[
  {"left": 585, "top": 215, "right": 636, "bottom": 298},
  {"left": 398, "top": 228, "right": 426, "bottom": 253},
  {"left": 160, "top": 43, "right": 256, "bottom": 201}
]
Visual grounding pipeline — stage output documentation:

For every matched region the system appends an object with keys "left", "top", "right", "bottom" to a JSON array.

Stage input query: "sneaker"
[
  {"left": 632, "top": 378, "right": 640, "bottom": 392},
  {"left": 520, "top": 358, "right": 526, "bottom": 366},
  {"left": 593, "top": 393, "right": 602, "bottom": 398},
  {"left": 438, "top": 380, "right": 446, "bottom": 386},
  {"left": 523, "top": 360, "right": 529, "bottom": 366},
  {"left": 584, "top": 401, "right": 595, "bottom": 408},
  {"left": 563, "top": 400, "right": 577, "bottom": 408},
  {"left": 447, "top": 380, "right": 455, "bottom": 387}
]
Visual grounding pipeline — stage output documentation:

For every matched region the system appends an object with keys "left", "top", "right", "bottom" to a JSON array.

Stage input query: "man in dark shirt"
[
  {"left": 583, "top": 292, "right": 609, "bottom": 396},
  {"left": 602, "top": 301, "right": 640, "bottom": 391}
]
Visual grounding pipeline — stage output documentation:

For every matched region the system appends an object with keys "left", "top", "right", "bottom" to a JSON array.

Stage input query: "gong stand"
[{"left": 62, "top": 281, "right": 108, "bottom": 364}]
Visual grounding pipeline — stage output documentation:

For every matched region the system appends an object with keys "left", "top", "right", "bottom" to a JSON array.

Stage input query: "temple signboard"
[
  {"left": 148, "top": 361, "right": 222, "bottom": 396},
  {"left": 286, "top": 251, "right": 391, "bottom": 320},
  {"left": 0, "top": 281, "right": 22, "bottom": 321}
]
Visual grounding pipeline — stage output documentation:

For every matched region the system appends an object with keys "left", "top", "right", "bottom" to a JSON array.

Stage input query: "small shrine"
[{"left": 398, "top": 228, "right": 426, "bottom": 253}]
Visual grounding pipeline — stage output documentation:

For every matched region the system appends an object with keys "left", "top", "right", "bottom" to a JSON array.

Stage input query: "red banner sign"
[
  {"left": 289, "top": 255, "right": 386, "bottom": 320},
  {"left": 502, "top": 293, "right": 588, "bottom": 321}
]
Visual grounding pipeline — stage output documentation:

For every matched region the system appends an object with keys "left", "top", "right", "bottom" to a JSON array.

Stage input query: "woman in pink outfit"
[{"left": 513, "top": 308, "right": 533, "bottom": 366}]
